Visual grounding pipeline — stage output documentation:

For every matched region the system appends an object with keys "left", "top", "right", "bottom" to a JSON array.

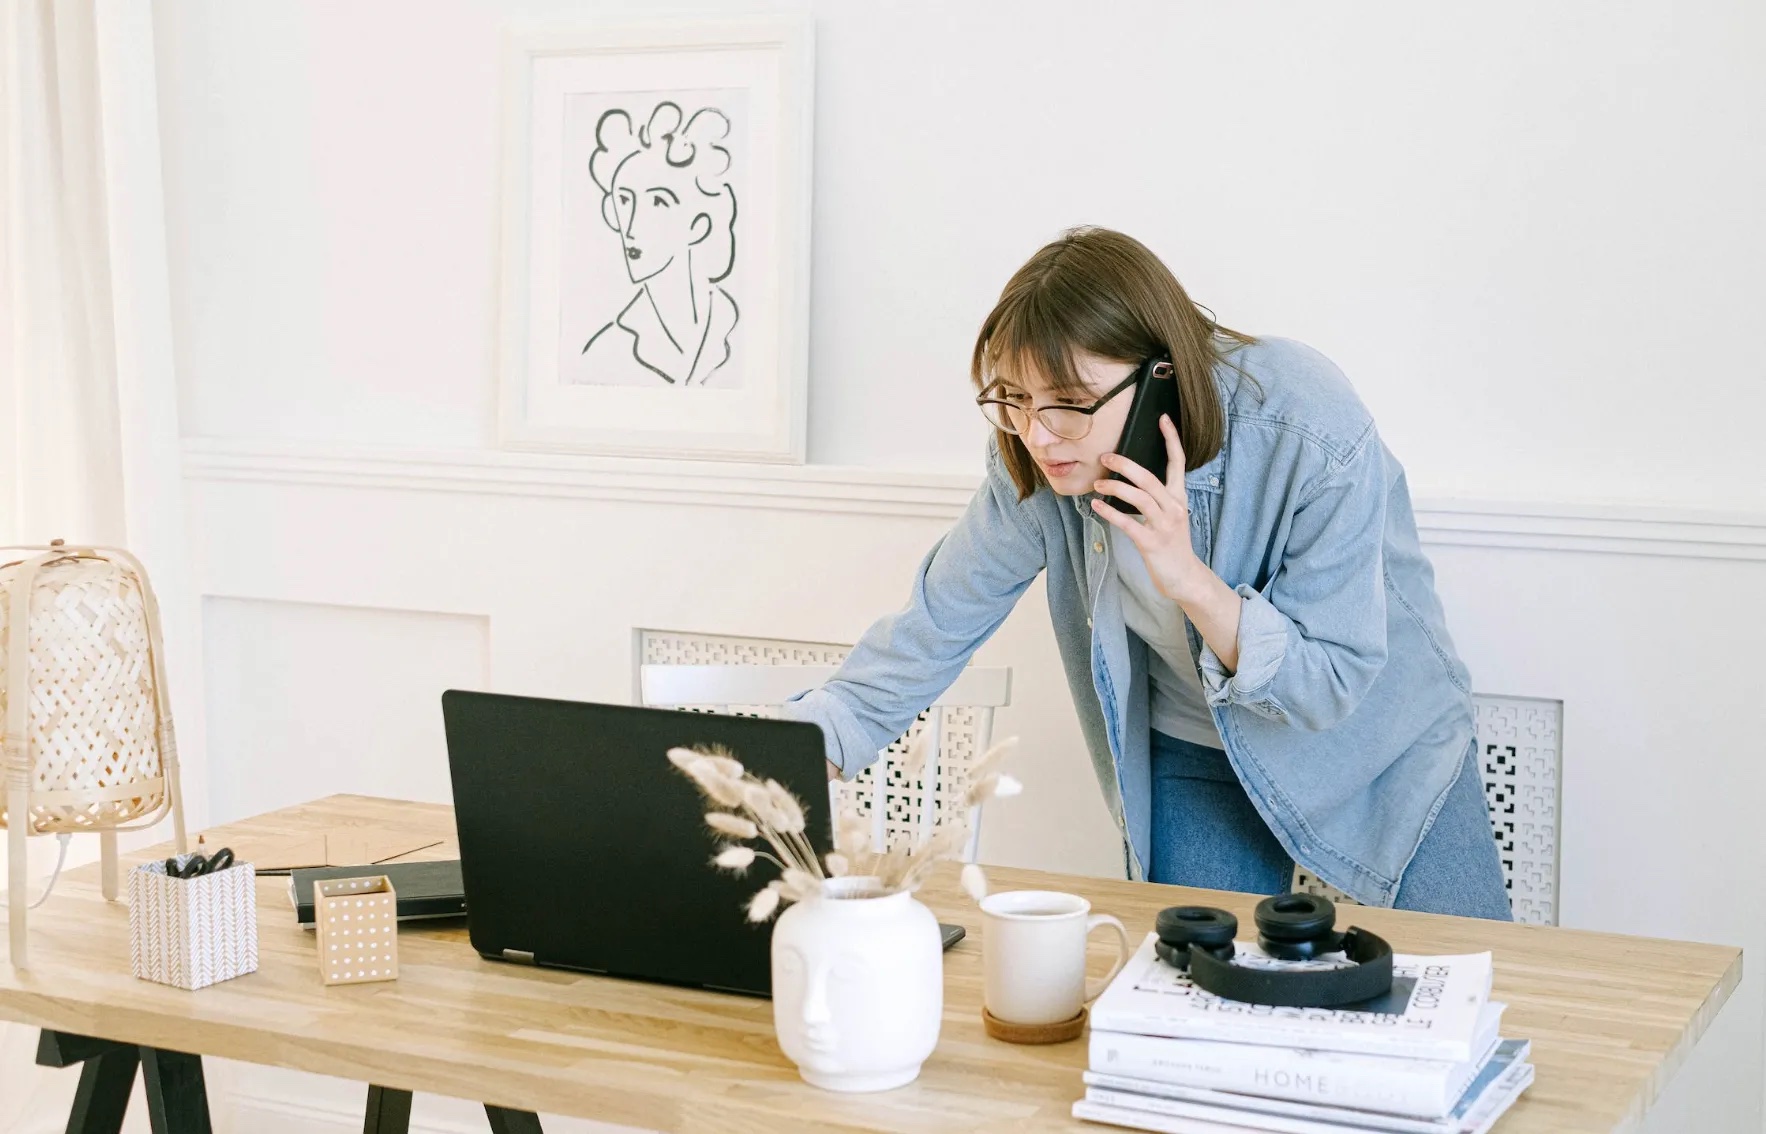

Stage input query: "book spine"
[
  {"left": 1083, "top": 1088, "right": 1375, "bottom": 1134},
  {"left": 1071, "top": 1098, "right": 1237, "bottom": 1134},
  {"left": 1088, "top": 1010, "right": 1467, "bottom": 1063},
  {"left": 1088, "top": 1030, "right": 1449, "bottom": 1118}
]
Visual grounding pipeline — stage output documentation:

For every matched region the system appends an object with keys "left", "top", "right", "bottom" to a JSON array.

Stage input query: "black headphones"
[{"left": 1153, "top": 893, "right": 1394, "bottom": 1008}]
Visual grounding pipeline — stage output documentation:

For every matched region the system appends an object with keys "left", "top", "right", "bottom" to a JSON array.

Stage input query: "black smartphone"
[
  {"left": 939, "top": 922, "right": 966, "bottom": 950},
  {"left": 1105, "top": 356, "right": 1181, "bottom": 516}
]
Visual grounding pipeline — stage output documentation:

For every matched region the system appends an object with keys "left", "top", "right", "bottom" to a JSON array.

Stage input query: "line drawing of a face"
[
  {"left": 576, "top": 100, "right": 741, "bottom": 387},
  {"left": 610, "top": 146, "right": 697, "bottom": 285}
]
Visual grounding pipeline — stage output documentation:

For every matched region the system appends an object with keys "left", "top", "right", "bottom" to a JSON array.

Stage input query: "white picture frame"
[{"left": 496, "top": 17, "right": 813, "bottom": 462}]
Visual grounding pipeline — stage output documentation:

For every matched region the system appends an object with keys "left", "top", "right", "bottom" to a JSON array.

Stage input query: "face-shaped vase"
[{"left": 771, "top": 877, "right": 944, "bottom": 1092}]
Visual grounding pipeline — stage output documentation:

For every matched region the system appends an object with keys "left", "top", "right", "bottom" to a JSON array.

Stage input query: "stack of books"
[{"left": 1074, "top": 933, "right": 1534, "bottom": 1134}]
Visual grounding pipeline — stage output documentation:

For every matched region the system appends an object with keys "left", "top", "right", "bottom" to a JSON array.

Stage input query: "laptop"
[{"left": 440, "top": 690, "right": 964, "bottom": 998}]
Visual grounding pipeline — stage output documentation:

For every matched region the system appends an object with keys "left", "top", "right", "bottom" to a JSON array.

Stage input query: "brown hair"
[{"left": 970, "top": 226, "right": 1256, "bottom": 500}]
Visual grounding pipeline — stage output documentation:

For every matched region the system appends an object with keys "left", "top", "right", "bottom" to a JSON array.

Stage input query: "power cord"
[{"left": 0, "top": 832, "right": 72, "bottom": 910}]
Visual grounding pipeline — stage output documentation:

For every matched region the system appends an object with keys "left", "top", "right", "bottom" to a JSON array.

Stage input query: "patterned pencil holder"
[
  {"left": 314, "top": 875, "right": 399, "bottom": 986},
  {"left": 127, "top": 856, "right": 259, "bottom": 990}
]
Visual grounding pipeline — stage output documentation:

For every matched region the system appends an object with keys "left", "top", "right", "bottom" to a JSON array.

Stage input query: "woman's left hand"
[{"left": 1091, "top": 414, "right": 1208, "bottom": 604}]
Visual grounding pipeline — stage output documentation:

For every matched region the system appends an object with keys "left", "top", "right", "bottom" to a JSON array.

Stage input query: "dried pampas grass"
[
  {"left": 747, "top": 882, "right": 782, "bottom": 923},
  {"left": 714, "top": 845, "right": 757, "bottom": 872},
  {"left": 705, "top": 812, "right": 758, "bottom": 840},
  {"left": 669, "top": 731, "right": 1023, "bottom": 921}
]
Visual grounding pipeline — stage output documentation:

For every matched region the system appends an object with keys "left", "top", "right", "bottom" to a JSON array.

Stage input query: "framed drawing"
[{"left": 496, "top": 18, "right": 813, "bottom": 461}]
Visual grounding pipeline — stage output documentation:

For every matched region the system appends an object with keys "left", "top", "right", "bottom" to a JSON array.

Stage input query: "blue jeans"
[{"left": 1148, "top": 731, "right": 1512, "bottom": 920}]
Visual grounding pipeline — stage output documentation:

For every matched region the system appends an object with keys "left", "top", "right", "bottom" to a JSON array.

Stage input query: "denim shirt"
[{"left": 782, "top": 337, "right": 1476, "bottom": 907}]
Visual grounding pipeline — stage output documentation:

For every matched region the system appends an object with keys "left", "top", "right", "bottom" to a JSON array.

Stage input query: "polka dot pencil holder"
[
  {"left": 314, "top": 875, "right": 399, "bottom": 986},
  {"left": 127, "top": 856, "right": 259, "bottom": 991}
]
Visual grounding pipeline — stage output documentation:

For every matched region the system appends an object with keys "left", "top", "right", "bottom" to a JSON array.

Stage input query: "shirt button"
[
  {"left": 1087, "top": 618, "right": 1094, "bottom": 628},
  {"left": 1209, "top": 475, "right": 1219, "bottom": 486}
]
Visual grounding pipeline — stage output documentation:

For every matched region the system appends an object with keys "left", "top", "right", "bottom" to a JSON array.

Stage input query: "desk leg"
[
  {"left": 68, "top": 1047, "right": 141, "bottom": 1134},
  {"left": 364, "top": 1085, "right": 414, "bottom": 1134},
  {"left": 35, "top": 1031, "right": 140, "bottom": 1134},
  {"left": 139, "top": 1047, "right": 212, "bottom": 1134},
  {"left": 358, "top": 1088, "right": 538, "bottom": 1134},
  {"left": 484, "top": 1106, "right": 544, "bottom": 1134}
]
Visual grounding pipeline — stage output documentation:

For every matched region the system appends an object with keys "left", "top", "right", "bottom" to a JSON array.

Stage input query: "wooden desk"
[{"left": 0, "top": 795, "right": 1741, "bottom": 1133}]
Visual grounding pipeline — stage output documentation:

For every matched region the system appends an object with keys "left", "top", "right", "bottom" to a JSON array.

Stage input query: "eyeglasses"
[{"left": 975, "top": 361, "right": 1169, "bottom": 441}]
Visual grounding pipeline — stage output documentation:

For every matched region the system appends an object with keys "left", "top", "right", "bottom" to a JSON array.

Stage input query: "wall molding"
[
  {"left": 184, "top": 438, "right": 975, "bottom": 520},
  {"left": 183, "top": 438, "right": 1766, "bottom": 561}
]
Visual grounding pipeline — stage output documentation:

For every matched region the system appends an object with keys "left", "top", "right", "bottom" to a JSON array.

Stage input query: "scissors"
[{"left": 164, "top": 846, "right": 235, "bottom": 878}]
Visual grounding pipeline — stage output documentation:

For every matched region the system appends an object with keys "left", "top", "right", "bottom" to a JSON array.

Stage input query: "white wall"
[
  {"left": 156, "top": 0, "right": 1766, "bottom": 504},
  {"left": 109, "top": 0, "right": 1766, "bottom": 1131}
]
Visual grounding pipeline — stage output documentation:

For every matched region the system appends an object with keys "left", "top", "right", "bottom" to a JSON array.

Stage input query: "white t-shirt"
[{"left": 1109, "top": 526, "right": 1226, "bottom": 750}]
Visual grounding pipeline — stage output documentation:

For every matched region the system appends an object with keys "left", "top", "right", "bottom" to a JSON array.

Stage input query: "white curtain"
[
  {"left": 2, "top": 2, "right": 177, "bottom": 1130},
  {"left": 1, "top": 0, "right": 128, "bottom": 547}
]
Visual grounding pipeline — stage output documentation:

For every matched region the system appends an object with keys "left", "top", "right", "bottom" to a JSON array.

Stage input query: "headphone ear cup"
[
  {"left": 1254, "top": 893, "right": 1336, "bottom": 944},
  {"left": 1254, "top": 893, "right": 1347, "bottom": 960},
  {"left": 1155, "top": 906, "right": 1238, "bottom": 950},
  {"left": 1154, "top": 936, "right": 1234, "bottom": 971},
  {"left": 1154, "top": 938, "right": 1189, "bottom": 969}
]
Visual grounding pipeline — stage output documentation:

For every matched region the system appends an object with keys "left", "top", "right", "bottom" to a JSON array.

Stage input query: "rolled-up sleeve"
[
  {"left": 781, "top": 445, "right": 1046, "bottom": 778},
  {"left": 1198, "top": 426, "right": 1388, "bottom": 731}
]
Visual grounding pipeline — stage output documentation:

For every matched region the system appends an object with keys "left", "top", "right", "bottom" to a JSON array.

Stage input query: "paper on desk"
[{"left": 232, "top": 830, "right": 443, "bottom": 874}]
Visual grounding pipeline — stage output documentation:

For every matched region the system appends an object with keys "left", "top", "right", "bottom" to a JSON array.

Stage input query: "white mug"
[{"left": 980, "top": 890, "right": 1131, "bottom": 1025}]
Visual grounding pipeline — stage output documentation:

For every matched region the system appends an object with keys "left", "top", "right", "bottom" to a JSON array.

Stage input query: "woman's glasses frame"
[{"left": 975, "top": 360, "right": 1171, "bottom": 440}]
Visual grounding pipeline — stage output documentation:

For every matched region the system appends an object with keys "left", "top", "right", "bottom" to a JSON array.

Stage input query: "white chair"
[
  {"left": 1292, "top": 692, "right": 1563, "bottom": 925},
  {"left": 638, "top": 663, "right": 1012, "bottom": 863}
]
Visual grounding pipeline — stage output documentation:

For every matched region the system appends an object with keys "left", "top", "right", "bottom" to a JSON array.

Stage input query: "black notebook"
[{"left": 289, "top": 859, "right": 467, "bottom": 928}]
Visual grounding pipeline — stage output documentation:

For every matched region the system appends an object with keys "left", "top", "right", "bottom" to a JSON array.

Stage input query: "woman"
[{"left": 782, "top": 226, "right": 1510, "bottom": 919}]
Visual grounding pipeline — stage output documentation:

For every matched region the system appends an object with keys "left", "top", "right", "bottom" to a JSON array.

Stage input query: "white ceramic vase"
[{"left": 771, "top": 876, "right": 943, "bottom": 1092}]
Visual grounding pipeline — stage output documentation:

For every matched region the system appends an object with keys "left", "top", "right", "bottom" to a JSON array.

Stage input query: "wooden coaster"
[{"left": 982, "top": 1004, "right": 1087, "bottom": 1044}]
